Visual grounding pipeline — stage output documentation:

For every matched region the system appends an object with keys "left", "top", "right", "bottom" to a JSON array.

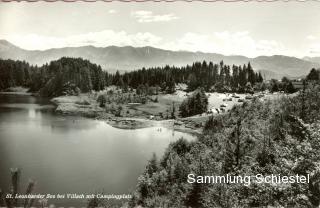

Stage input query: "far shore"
[
  {"left": 0, "top": 87, "right": 34, "bottom": 95},
  {"left": 1, "top": 87, "right": 283, "bottom": 135}
]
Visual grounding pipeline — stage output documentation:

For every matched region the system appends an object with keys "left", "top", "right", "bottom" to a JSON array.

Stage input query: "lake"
[{"left": 0, "top": 94, "right": 195, "bottom": 206}]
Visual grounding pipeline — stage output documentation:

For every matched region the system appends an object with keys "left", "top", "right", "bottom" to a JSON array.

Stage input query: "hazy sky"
[{"left": 1, "top": 2, "right": 320, "bottom": 58}]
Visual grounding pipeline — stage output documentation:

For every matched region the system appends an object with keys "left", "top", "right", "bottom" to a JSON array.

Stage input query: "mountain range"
[{"left": 1, "top": 39, "right": 319, "bottom": 80}]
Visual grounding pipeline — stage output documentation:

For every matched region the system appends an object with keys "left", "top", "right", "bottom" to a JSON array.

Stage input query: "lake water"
[{"left": 0, "top": 94, "right": 195, "bottom": 206}]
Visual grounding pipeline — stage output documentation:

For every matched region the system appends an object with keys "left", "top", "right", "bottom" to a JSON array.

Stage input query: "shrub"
[
  {"left": 97, "top": 95, "right": 107, "bottom": 107},
  {"left": 179, "top": 88, "right": 208, "bottom": 117}
]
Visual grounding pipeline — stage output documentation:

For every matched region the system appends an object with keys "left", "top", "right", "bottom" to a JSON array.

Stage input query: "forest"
[
  {"left": 0, "top": 58, "right": 105, "bottom": 96},
  {"left": 106, "top": 61, "right": 263, "bottom": 93},
  {"left": 129, "top": 81, "right": 320, "bottom": 208},
  {"left": 0, "top": 57, "right": 264, "bottom": 96}
]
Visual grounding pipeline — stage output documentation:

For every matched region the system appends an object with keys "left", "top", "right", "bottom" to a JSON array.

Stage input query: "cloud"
[
  {"left": 308, "top": 43, "right": 320, "bottom": 55},
  {"left": 5, "top": 30, "right": 162, "bottom": 50},
  {"left": 162, "top": 33, "right": 215, "bottom": 53},
  {"left": 131, "top": 10, "right": 179, "bottom": 23},
  {"left": 162, "top": 31, "right": 287, "bottom": 57},
  {"left": 212, "top": 31, "right": 287, "bottom": 57},
  {"left": 108, "top": 10, "right": 117, "bottom": 14},
  {"left": 307, "top": 35, "right": 317, "bottom": 40},
  {"left": 5, "top": 30, "right": 290, "bottom": 57},
  {"left": 305, "top": 36, "right": 320, "bottom": 56}
]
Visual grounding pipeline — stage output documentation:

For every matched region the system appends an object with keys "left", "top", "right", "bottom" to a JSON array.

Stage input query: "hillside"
[
  {"left": 304, "top": 56, "right": 320, "bottom": 65},
  {"left": 1, "top": 39, "right": 319, "bottom": 79},
  {"left": 130, "top": 85, "right": 320, "bottom": 208}
]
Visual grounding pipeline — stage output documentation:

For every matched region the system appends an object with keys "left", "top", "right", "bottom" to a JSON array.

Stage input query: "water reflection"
[
  {"left": 0, "top": 94, "right": 195, "bottom": 206},
  {"left": 28, "top": 108, "right": 36, "bottom": 118}
]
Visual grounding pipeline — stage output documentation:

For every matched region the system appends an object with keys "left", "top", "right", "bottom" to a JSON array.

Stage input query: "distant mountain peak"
[
  {"left": 0, "top": 39, "right": 11, "bottom": 44},
  {"left": 0, "top": 39, "right": 318, "bottom": 79},
  {"left": 303, "top": 56, "right": 320, "bottom": 65},
  {"left": 0, "top": 39, "right": 21, "bottom": 51}
]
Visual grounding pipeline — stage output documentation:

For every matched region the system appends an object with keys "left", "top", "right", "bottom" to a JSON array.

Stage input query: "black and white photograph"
[{"left": 0, "top": 1, "right": 320, "bottom": 207}]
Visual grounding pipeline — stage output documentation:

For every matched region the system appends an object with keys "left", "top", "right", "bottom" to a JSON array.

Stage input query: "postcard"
[{"left": 0, "top": 1, "right": 320, "bottom": 207}]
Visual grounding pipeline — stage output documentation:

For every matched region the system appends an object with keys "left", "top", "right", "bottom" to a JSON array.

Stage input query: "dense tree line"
[
  {"left": 2, "top": 56, "right": 319, "bottom": 99},
  {"left": 0, "top": 58, "right": 263, "bottom": 96},
  {"left": 36, "top": 57, "right": 105, "bottom": 96},
  {"left": 0, "top": 59, "right": 36, "bottom": 90},
  {"left": 107, "top": 61, "right": 263, "bottom": 93},
  {"left": 0, "top": 57, "right": 276, "bottom": 97},
  {"left": 130, "top": 83, "right": 320, "bottom": 207},
  {"left": 0, "top": 57, "right": 105, "bottom": 96}
]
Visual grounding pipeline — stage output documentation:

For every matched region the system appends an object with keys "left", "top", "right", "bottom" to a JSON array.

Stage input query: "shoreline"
[
  {"left": 0, "top": 87, "right": 34, "bottom": 95},
  {"left": 1, "top": 89, "right": 285, "bottom": 136},
  {"left": 50, "top": 95, "right": 204, "bottom": 135},
  {"left": 0, "top": 91, "right": 34, "bottom": 95},
  {"left": 57, "top": 108, "right": 203, "bottom": 136}
]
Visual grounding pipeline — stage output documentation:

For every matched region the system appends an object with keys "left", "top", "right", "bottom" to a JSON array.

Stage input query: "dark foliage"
[
  {"left": 307, "top": 68, "right": 320, "bottom": 81},
  {"left": 107, "top": 61, "right": 263, "bottom": 93},
  {"left": 1, "top": 169, "right": 37, "bottom": 208},
  {"left": 1, "top": 58, "right": 263, "bottom": 96},
  {"left": 0, "top": 59, "right": 35, "bottom": 90},
  {"left": 179, "top": 88, "right": 208, "bottom": 117},
  {"left": 130, "top": 84, "right": 320, "bottom": 208},
  {"left": 269, "top": 77, "right": 297, "bottom": 93},
  {"left": 0, "top": 57, "right": 105, "bottom": 96}
]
